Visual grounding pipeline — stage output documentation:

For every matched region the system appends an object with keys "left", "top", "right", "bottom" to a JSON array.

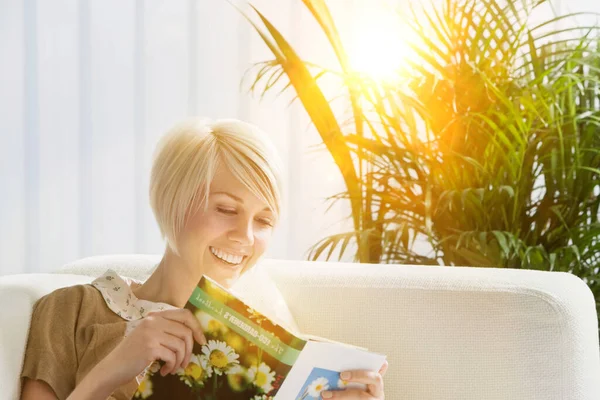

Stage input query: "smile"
[{"left": 209, "top": 246, "right": 246, "bottom": 266}]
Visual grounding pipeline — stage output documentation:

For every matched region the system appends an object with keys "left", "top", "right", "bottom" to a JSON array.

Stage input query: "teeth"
[{"left": 210, "top": 247, "right": 244, "bottom": 265}]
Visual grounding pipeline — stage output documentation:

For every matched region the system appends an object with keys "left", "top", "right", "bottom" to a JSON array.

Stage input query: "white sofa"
[{"left": 1, "top": 254, "right": 599, "bottom": 400}]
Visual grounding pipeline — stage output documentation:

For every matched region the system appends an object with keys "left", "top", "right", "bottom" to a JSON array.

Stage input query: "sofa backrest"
[{"left": 3, "top": 254, "right": 600, "bottom": 399}]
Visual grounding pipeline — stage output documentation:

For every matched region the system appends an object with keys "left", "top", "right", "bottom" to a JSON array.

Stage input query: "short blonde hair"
[{"left": 149, "top": 118, "right": 283, "bottom": 255}]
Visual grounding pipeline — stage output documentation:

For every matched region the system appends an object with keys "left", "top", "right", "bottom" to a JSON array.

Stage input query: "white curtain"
[{"left": 0, "top": 0, "right": 361, "bottom": 274}]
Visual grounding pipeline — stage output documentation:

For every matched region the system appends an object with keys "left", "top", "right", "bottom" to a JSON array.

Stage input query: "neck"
[{"left": 133, "top": 248, "right": 203, "bottom": 308}]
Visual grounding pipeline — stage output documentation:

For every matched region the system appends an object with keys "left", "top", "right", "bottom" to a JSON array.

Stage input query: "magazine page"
[
  {"left": 137, "top": 275, "right": 307, "bottom": 400},
  {"left": 274, "top": 341, "right": 387, "bottom": 400}
]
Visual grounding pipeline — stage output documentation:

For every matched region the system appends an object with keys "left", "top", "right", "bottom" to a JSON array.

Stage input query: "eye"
[
  {"left": 256, "top": 217, "right": 274, "bottom": 227},
  {"left": 217, "top": 207, "right": 237, "bottom": 215}
]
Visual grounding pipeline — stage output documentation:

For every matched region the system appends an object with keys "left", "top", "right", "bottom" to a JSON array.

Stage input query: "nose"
[{"left": 228, "top": 217, "right": 254, "bottom": 246}]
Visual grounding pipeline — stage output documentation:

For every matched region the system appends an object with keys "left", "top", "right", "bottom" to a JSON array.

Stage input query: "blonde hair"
[{"left": 149, "top": 118, "right": 283, "bottom": 255}]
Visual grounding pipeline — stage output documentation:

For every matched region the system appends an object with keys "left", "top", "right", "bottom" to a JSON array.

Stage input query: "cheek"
[
  {"left": 252, "top": 229, "right": 272, "bottom": 255},
  {"left": 241, "top": 230, "right": 272, "bottom": 276},
  {"left": 179, "top": 214, "right": 229, "bottom": 257},
  {"left": 186, "top": 211, "right": 228, "bottom": 237}
]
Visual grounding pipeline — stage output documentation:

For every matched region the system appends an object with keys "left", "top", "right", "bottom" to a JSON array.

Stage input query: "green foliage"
[{"left": 243, "top": 0, "right": 600, "bottom": 328}]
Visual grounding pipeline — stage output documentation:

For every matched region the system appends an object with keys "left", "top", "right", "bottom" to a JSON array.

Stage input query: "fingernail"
[
  {"left": 340, "top": 371, "right": 351, "bottom": 380},
  {"left": 321, "top": 391, "right": 332, "bottom": 399}
]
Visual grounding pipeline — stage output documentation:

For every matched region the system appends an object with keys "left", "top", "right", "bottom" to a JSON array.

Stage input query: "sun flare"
[{"left": 347, "top": 3, "right": 412, "bottom": 82}]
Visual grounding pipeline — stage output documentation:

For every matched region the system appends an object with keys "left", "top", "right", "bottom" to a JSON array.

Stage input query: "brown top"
[{"left": 20, "top": 284, "right": 139, "bottom": 400}]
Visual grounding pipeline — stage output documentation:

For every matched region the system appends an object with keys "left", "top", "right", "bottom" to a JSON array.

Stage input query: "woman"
[{"left": 20, "top": 118, "right": 387, "bottom": 399}]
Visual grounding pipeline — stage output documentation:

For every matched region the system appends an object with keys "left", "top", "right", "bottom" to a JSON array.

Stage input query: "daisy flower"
[
  {"left": 177, "top": 354, "right": 210, "bottom": 381},
  {"left": 195, "top": 310, "right": 228, "bottom": 336},
  {"left": 134, "top": 377, "right": 153, "bottom": 399},
  {"left": 247, "top": 362, "right": 276, "bottom": 393},
  {"left": 307, "top": 377, "right": 329, "bottom": 397},
  {"left": 337, "top": 377, "right": 349, "bottom": 388},
  {"left": 147, "top": 361, "right": 160, "bottom": 375},
  {"left": 224, "top": 331, "right": 246, "bottom": 353},
  {"left": 226, "top": 364, "right": 251, "bottom": 392},
  {"left": 201, "top": 340, "right": 240, "bottom": 375}
]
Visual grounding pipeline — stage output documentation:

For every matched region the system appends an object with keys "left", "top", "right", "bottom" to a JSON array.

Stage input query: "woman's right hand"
[{"left": 98, "top": 308, "right": 207, "bottom": 388}]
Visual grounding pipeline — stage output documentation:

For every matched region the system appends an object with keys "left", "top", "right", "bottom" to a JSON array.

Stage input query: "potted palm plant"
[{"left": 243, "top": 0, "right": 600, "bottom": 329}]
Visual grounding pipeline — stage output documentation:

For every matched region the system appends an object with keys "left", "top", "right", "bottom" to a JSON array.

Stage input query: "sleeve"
[{"left": 20, "top": 285, "right": 86, "bottom": 400}]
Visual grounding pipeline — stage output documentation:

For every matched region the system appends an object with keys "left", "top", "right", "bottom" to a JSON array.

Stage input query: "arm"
[
  {"left": 20, "top": 363, "right": 117, "bottom": 400},
  {"left": 68, "top": 308, "right": 207, "bottom": 400},
  {"left": 22, "top": 304, "right": 205, "bottom": 400},
  {"left": 21, "top": 367, "right": 119, "bottom": 400},
  {"left": 64, "top": 309, "right": 207, "bottom": 400},
  {"left": 65, "top": 359, "right": 119, "bottom": 400},
  {"left": 21, "top": 379, "right": 58, "bottom": 400}
]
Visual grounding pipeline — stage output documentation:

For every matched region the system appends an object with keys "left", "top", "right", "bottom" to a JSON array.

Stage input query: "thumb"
[{"left": 379, "top": 360, "right": 389, "bottom": 377}]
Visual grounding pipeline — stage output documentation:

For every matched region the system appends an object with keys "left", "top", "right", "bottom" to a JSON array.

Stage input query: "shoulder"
[
  {"left": 33, "top": 284, "right": 103, "bottom": 315},
  {"left": 22, "top": 285, "right": 103, "bottom": 398},
  {"left": 30, "top": 283, "right": 117, "bottom": 333},
  {"left": 22, "top": 284, "right": 127, "bottom": 399}
]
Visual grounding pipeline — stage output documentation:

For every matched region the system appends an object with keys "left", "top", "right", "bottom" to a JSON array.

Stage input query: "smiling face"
[
  {"left": 149, "top": 118, "right": 283, "bottom": 289},
  {"left": 176, "top": 164, "right": 276, "bottom": 288}
]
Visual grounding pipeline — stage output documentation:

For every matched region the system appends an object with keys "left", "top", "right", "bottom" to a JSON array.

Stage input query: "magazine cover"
[{"left": 134, "top": 275, "right": 307, "bottom": 399}]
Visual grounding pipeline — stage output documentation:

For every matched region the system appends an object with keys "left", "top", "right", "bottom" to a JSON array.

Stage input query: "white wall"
[{"left": 0, "top": 0, "right": 361, "bottom": 274}]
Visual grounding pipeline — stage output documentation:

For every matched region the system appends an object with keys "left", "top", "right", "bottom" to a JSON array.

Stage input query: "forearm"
[{"left": 66, "top": 358, "right": 121, "bottom": 400}]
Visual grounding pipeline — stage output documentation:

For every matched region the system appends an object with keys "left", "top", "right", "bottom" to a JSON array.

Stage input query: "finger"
[
  {"left": 153, "top": 309, "right": 207, "bottom": 345},
  {"left": 153, "top": 345, "right": 177, "bottom": 377},
  {"left": 154, "top": 318, "right": 194, "bottom": 368},
  {"left": 339, "top": 370, "right": 384, "bottom": 398},
  {"left": 158, "top": 333, "right": 186, "bottom": 374},
  {"left": 321, "top": 389, "right": 375, "bottom": 399},
  {"left": 379, "top": 360, "right": 389, "bottom": 377}
]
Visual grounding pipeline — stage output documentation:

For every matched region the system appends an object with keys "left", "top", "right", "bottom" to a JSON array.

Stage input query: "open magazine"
[{"left": 134, "top": 275, "right": 386, "bottom": 400}]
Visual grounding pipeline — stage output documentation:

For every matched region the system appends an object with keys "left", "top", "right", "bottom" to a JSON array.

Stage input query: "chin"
[{"left": 205, "top": 260, "right": 244, "bottom": 288}]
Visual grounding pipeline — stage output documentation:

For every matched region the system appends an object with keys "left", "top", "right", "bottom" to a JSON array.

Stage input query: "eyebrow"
[{"left": 210, "top": 191, "right": 272, "bottom": 212}]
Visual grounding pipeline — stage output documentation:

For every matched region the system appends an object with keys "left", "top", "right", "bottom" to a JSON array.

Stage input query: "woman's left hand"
[{"left": 321, "top": 360, "right": 388, "bottom": 399}]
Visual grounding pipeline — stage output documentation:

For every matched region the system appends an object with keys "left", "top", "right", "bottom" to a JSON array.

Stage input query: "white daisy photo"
[
  {"left": 247, "top": 361, "right": 276, "bottom": 393},
  {"left": 201, "top": 339, "right": 240, "bottom": 375},
  {"left": 337, "top": 377, "right": 349, "bottom": 388},
  {"left": 177, "top": 353, "right": 211, "bottom": 381},
  {"left": 134, "top": 376, "right": 153, "bottom": 399},
  {"left": 307, "top": 377, "right": 329, "bottom": 397}
]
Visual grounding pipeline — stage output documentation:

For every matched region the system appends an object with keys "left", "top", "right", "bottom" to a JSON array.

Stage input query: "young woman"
[{"left": 20, "top": 118, "right": 387, "bottom": 399}]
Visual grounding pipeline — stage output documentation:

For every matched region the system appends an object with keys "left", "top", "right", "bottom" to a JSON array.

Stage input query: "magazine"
[{"left": 134, "top": 275, "right": 387, "bottom": 400}]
